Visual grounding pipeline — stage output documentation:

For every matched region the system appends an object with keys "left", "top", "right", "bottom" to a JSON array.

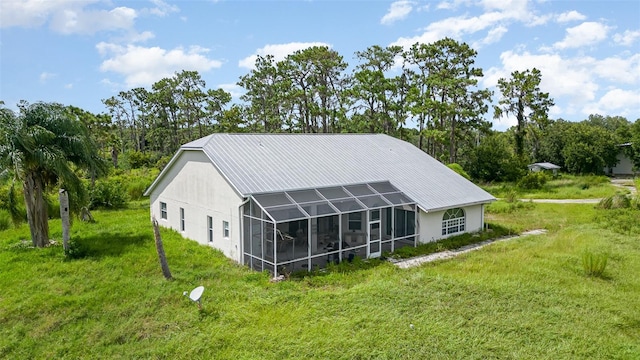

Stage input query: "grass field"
[
  {"left": 1, "top": 200, "right": 639, "bottom": 359},
  {"left": 482, "top": 174, "right": 623, "bottom": 199}
]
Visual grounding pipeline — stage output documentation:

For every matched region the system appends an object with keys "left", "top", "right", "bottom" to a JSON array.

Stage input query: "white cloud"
[
  {"left": 0, "top": 0, "right": 87, "bottom": 28},
  {"left": 218, "top": 83, "right": 244, "bottom": 100},
  {"left": 39, "top": 72, "right": 57, "bottom": 83},
  {"left": 474, "top": 25, "right": 508, "bottom": 47},
  {"left": 0, "top": 0, "right": 138, "bottom": 34},
  {"left": 0, "top": 0, "right": 175, "bottom": 35},
  {"left": 64, "top": 83, "right": 73, "bottom": 89},
  {"left": 556, "top": 10, "right": 586, "bottom": 23},
  {"left": 381, "top": 1, "right": 415, "bottom": 25},
  {"left": 553, "top": 22, "right": 610, "bottom": 50},
  {"left": 485, "top": 50, "right": 640, "bottom": 119},
  {"left": 97, "top": 43, "right": 223, "bottom": 87},
  {"left": 613, "top": 29, "right": 640, "bottom": 46},
  {"left": 391, "top": 3, "right": 531, "bottom": 48},
  {"left": 592, "top": 54, "right": 640, "bottom": 84},
  {"left": 50, "top": 6, "right": 137, "bottom": 35},
  {"left": 238, "top": 42, "right": 331, "bottom": 69},
  {"left": 583, "top": 89, "right": 640, "bottom": 118},
  {"left": 145, "top": 0, "right": 179, "bottom": 17}
]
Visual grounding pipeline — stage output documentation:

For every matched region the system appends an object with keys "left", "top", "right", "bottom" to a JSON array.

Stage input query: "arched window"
[{"left": 442, "top": 208, "right": 465, "bottom": 236}]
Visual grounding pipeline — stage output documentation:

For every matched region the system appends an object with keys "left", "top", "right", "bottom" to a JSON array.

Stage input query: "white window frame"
[
  {"left": 207, "top": 216, "right": 213, "bottom": 242},
  {"left": 160, "top": 202, "right": 167, "bottom": 220},
  {"left": 222, "top": 220, "right": 230, "bottom": 238},
  {"left": 180, "top": 207, "right": 185, "bottom": 232},
  {"left": 442, "top": 208, "right": 465, "bottom": 236}
]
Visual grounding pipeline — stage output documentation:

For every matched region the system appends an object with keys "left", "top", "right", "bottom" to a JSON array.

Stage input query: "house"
[
  {"left": 605, "top": 143, "right": 636, "bottom": 176},
  {"left": 528, "top": 162, "right": 561, "bottom": 176},
  {"left": 144, "top": 134, "right": 495, "bottom": 275}
]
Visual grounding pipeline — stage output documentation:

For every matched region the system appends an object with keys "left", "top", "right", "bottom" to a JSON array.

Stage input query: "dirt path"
[
  {"left": 521, "top": 198, "right": 601, "bottom": 204},
  {"left": 610, "top": 178, "right": 637, "bottom": 195},
  {"left": 391, "top": 229, "right": 547, "bottom": 269}
]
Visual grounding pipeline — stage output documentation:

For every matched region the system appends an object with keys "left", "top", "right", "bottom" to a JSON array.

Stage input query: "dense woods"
[{"left": 1, "top": 38, "right": 639, "bottom": 245}]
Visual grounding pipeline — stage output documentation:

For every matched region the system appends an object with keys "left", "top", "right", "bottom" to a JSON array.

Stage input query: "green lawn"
[
  {"left": 1, "top": 201, "right": 639, "bottom": 359},
  {"left": 482, "top": 174, "right": 624, "bottom": 199}
]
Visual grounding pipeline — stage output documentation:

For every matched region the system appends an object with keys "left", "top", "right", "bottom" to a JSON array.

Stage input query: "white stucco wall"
[
  {"left": 418, "top": 204, "right": 484, "bottom": 243},
  {"left": 149, "top": 150, "right": 243, "bottom": 262}
]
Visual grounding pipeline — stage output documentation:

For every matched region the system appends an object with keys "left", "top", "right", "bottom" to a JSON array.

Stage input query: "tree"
[
  {"left": 350, "top": 45, "right": 403, "bottom": 134},
  {"left": 465, "top": 131, "right": 525, "bottom": 182},
  {"left": 0, "top": 102, "right": 107, "bottom": 247},
  {"left": 494, "top": 68, "right": 554, "bottom": 159}
]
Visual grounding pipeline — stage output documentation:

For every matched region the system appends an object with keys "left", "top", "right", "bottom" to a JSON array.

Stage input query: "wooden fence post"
[
  {"left": 152, "top": 216, "right": 173, "bottom": 280},
  {"left": 59, "top": 189, "right": 70, "bottom": 251}
]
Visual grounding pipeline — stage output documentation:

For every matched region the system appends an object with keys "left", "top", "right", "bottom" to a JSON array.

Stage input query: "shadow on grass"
[{"left": 70, "top": 233, "right": 150, "bottom": 259}]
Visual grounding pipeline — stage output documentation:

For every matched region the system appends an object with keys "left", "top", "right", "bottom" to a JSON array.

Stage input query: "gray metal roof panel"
[{"left": 194, "top": 133, "right": 494, "bottom": 211}]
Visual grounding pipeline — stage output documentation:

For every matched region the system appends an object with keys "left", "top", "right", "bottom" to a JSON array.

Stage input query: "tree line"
[{"left": 2, "top": 38, "right": 640, "bottom": 248}]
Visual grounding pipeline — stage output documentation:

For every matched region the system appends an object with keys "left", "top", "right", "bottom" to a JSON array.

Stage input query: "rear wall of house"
[
  {"left": 149, "top": 150, "right": 243, "bottom": 262},
  {"left": 418, "top": 204, "right": 484, "bottom": 243}
]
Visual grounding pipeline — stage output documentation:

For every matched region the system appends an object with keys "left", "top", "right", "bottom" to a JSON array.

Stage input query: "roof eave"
[{"left": 419, "top": 198, "right": 496, "bottom": 213}]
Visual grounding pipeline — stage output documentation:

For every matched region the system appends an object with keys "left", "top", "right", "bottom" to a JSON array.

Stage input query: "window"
[
  {"left": 348, "top": 212, "right": 362, "bottom": 231},
  {"left": 442, "top": 208, "right": 465, "bottom": 236},
  {"left": 160, "top": 202, "right": 167, "bottom": 219},
  {"left": 207, "top": 216, "right": 213, "bottom": 242},
  {"left": 180, "top": 207, "right": 185, "bottom": 231},
  {"left": 223, "top": 220, "right": 230, "bottom": 238}
]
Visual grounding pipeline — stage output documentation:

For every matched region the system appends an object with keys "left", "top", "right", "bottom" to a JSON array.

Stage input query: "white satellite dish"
[{"left": 183, "top": 286, "right": 205, "bottom": 309}]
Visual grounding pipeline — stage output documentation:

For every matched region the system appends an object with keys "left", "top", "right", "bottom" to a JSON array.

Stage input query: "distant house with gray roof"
[
  {"left": 528, "top": 162, "right": 561, "bottom": 176},
  {"left": 144, "top": 133, "right": 495, "bottom": 275}
]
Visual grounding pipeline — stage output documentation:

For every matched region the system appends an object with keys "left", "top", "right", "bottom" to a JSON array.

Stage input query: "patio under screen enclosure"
[{"left": 242, "top": 181, "right": 417, "bottom": 275}]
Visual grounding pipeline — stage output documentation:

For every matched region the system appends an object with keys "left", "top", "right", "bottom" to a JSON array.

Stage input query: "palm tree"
[{"left": 0, "top": 102, "right": 107, "bottom": 247}]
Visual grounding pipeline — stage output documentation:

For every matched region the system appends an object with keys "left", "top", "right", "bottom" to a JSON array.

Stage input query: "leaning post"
[
  {"left": 59, "top": 189, "right": 70, "bottom": 252},
  {"left": 152, "top": 216, "right": 173, "bottom": 280}
]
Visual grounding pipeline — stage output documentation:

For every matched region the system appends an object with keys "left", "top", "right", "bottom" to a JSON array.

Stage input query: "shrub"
[
  {"left": 582, "top": 250, "right": 608, "bottom": 278},
  {"left": 155, "top": 156, "right": 172, "bottom": 171},
  {"left": 447, "top": 163, "right": 471, "bottom": 180},
  {"left": 577, "top": 175, "right": 609, "bottom": 190},
  {"left": 64, "top": 239, "right": 88, "bottom": 260},
  {"left": 0, "top": 210, "right": 11, "bottom": 231},
  {"left": 125, "top": 150, "right": 153, "bottom": 169},
  {"left": 89, "top": 179, "right": 129, "bottom": 209},
  {"left": 517, "top": 172, "right": 548, "bottom": 190},
  {"left": 504, "top": 189, "right": 519, "bottom": 203},
  {"left": 597, "top": 194, "right": 630, "bottom": 209},
  {"left": 127, "top": 179, "right": 149, "bottom": 200},
  {"left": 46, "top": 193, "right": 61, "bottom": 219}
]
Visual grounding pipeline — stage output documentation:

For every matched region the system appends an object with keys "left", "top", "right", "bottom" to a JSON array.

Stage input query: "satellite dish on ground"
[{"left": 183, "top": 286, "right": 204, "bottom": 309}]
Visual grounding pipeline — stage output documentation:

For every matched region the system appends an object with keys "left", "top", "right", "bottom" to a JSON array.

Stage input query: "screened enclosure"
[{"left": 242, "top": 181, "right": 417, "bottom": 275}]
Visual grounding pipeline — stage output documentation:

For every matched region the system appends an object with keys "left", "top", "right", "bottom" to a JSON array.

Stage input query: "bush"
[
  {"left": 582, "top": 250, "right": 608, "bottom": 278},
  {"left": 0, "top": 210, "right": 11, "bottom": 231},
  {"left": 125, "top": 150, "right": 153, "bottom": 169},
  {"left": 447, "top": 163, "right": 470, "bottom": 180},
  {"left": 64, "top": 239, "right": 88, "bottom": 260},
  {"left": 89, "top": 179, "right": 129, "bottom": 209},
  {"left": 46, "top": 193, "right": 61, "bottom": 219},
  {"left": 577, "top": 175, "right": 609, "bottom": 190},
  {"left": 517, "top": 172, "right": 548, "bottom": 190},
  {"left": 597, "top": 194, "right": 630, "bottom": 209},
  {"left": 127, "top": 179, "right": 149, "bottom": 200},
  {"left": 155, "top": 156, "right": 172, "bottom": 171}
]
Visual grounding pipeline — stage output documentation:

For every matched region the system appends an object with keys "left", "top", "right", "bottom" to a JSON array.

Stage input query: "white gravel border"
[{"left": 390, "top": 229, "right": 547, "bottom": 269}]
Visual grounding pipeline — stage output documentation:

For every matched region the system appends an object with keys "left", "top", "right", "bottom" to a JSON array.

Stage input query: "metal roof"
[
  {"left": 529, "top": 162, "right": 561, "bottom": 170},
  {"left": 152, "top": 133, "right": 495, "bottom": 212},
  {"left": 251, "top": 181, "right": 416, "bottom": 223}
]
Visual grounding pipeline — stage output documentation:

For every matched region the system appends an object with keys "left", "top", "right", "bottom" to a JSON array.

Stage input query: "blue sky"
[{"left": 1, "top": 0, "right": 639, "bottom": 130}]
